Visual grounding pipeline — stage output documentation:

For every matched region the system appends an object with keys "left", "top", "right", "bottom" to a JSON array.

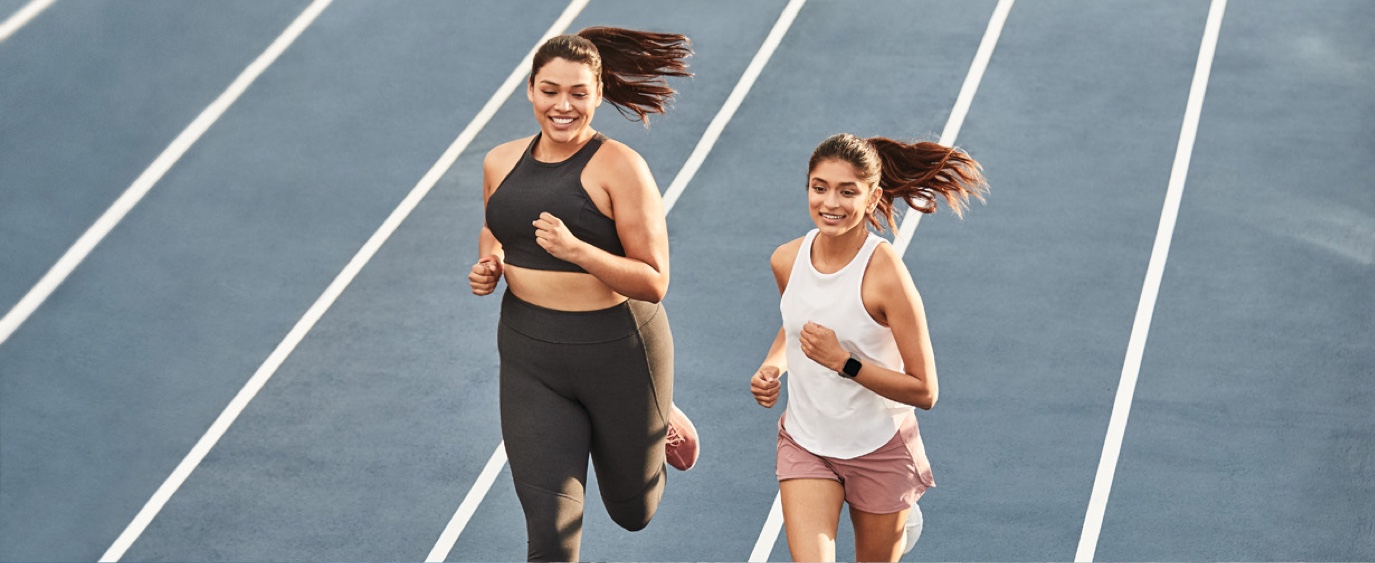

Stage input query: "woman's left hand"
[
  {"left": 801, "top": 321, "right": 849, "bottom": 373},
  {"left": 533, "top": 211, "right": 586, "bottom": 263}
]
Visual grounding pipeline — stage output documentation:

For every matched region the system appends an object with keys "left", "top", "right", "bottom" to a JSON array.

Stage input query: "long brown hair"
[
  {"left": 530, "top": 27, "right": 692, "bottom": 124},
  {"left": 809, "top": 133, "right": 988, "bottom": 230}
]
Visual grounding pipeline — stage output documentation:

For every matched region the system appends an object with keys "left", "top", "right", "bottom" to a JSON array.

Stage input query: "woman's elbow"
[
  {"left": 633, "top": 278, "right": 669, "bottom": 303},
  {"left": 648, "top": 274, "right": 670, "bottom": 303},
  {"left": 911, "top": 388, "right": 937, "bottom": 410}
]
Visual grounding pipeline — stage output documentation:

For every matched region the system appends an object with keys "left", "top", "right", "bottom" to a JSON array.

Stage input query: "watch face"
[{"left": 843, "top": 357, "right": 861, "bottom": 378}]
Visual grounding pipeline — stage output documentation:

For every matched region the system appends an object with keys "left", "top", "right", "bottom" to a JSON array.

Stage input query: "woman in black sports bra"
[{"left": 467, "top": 27, "right": 698, "bottom": 562}]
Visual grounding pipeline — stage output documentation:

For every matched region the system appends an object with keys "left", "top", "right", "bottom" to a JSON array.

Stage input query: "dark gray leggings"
[{"left": 498, "top": 290, "right": 673, "bottom": 562}]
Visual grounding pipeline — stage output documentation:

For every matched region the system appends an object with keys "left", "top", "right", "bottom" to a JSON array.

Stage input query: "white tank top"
[{"left": 781, "top": 229, "right": 913, "bottom": 459}]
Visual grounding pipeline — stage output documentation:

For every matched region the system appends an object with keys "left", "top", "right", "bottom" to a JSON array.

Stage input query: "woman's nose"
[{"left": 557, "top": 97, "right": 571, "bottom": 111}]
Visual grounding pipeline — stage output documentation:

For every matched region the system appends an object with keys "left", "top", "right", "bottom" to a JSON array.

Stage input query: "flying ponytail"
[
  {"left": 809, "top": 133, "right": 988, "bottom": 231},
  {"left": 531, "top": 27, "right": 692, "bottom": 124}
]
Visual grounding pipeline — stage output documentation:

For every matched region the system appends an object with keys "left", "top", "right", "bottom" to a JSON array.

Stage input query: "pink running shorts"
[{"left": 776, "top": 412, "right": 935, "bottom": 514}]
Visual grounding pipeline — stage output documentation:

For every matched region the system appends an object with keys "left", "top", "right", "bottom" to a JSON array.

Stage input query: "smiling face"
[
  {"left": 808, "top": 158, "right": 879, "bottom": 237},
  {"left": 527, "top": 57, "right": 602, "bottom": 145}
]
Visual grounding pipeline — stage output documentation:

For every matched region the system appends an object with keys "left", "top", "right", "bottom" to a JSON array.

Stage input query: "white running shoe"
[{"left": 902, "top": 503, "right": 923, "bottom": 554}]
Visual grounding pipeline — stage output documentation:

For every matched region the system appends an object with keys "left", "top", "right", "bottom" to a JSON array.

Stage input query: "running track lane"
[{"left": 1094, "top": 1, "right": 1375, "bottom": 559}]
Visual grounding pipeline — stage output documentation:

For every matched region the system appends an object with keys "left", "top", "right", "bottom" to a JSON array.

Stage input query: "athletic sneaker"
[
  {"left": 902, "top": 503, "right": 923, "bottom": 554},
  {"left": 664, "top": 404, "right": 699, "bottom": 471}
]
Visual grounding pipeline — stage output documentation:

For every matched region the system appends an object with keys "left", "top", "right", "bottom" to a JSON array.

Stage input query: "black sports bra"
[{"left": 485, "top": 133, "right": 626, "bottom": 272}]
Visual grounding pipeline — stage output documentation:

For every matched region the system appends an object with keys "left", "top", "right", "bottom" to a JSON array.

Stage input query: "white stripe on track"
[
  {"left": 748, "top": 493, "right": 785, "bottom": 562},
  {"left": 1074, "top": 1, "right": 1227, "bottom": 561},
  {"left": 426, "top": 0, "right": 808, "bottom": 559},
  {"left": 426, "top": 443, "right": 509, "bottom": 562},
  {"left": 96, "top": 0, "right": 590, "bottom": 560},
  {"left": 892, "top": 0, "right": 1015, "bottom": 259},
  {"left": 661, "top": 0, "right": 806, "bottom": 213},
  {"left": 748, "top": 1, "right": 1016, "bottom": 560},
  {"left": 0, "top": 0, "right": 334, "bottom": 349},
  {"left": 0, "top": 0, "right": 55, "bottom": 42}
]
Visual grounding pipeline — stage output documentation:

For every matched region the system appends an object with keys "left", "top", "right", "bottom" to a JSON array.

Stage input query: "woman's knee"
[{"left": 602, "top": 467, "right": 665, "bottom": 531}]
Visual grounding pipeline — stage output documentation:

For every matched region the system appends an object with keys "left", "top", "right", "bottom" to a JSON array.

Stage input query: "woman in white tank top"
[{"left": 749, "top": 133, "right": 987, "bottom": 562}]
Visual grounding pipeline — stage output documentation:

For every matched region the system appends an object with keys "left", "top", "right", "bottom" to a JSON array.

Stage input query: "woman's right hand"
[
  {"left": 468, "top": 255, "right": 504, "bottom": 296},
  {"left": 750, "top": 366, "right": 781, "bottom": 408}
]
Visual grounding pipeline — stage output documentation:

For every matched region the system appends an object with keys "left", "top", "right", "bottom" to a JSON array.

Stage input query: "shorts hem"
[{"left": 776, "top": 473, "right": 841, "bottom": 483}]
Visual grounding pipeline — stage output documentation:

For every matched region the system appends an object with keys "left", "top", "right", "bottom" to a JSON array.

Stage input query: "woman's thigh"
[
  {"left": 780, "top": 478, "right": 846, "bottom": 562},
  {"left": 850, "top": 505, "right": 908, "bottom": 563},
  {"left": 582, "top": 301, "right": 673, "bottom": 501}
]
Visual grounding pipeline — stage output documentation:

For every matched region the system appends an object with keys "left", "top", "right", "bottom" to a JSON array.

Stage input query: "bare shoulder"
[
  {"left": 589, "top": 138, "right": 651, "bottom": 177},
  {"left": 484, "top": 137, "right": 530, "bottom": 170},
  {"left": 768, "top": 237, "right": 805, "bottom": 294},
  {"left": 770, "top": 237, "right": 805, "bottom": 278},
  {"left": 594, "top": 138, "right": 646, "bottom": 165},
  {"left": 483, "top": 137, "right": 532, "bottom": 195},
  {"left": 865, "top": 239, "right": 919, "bottom": 297},
  {"left": 585, "top": 139, "right": 656, "bottom": 209}
]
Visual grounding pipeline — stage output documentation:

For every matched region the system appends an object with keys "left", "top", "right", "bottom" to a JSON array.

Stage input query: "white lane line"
[
  {"left": 0, "top": 0, "right": 334, "bottom": 349},
  {"left": 748, "top": 493, "right": 785, "bottom": 563},
  {"left": 1074, "top": 1, "right": 1227, "bottom": 561},
  {"left": 0, "top": 0, "right": 55, "bottom": 43},
  {"left": 662, "top": 0, "right": 807, "bottom": 213},
  {"left": 426, "top": 0, "right": 808, "bottom": 559},
  {"left": 892, "top": 0, "right": 1015, "bottom": 259},
  {"left": 426, "top": 443, "right": 509, "bottom": 562},
  {"left": 747, "top": 2, "right": 1016, "bottom": 559},
  {"left": 96, "top": 1, "right": 589, "bottom": 560}
]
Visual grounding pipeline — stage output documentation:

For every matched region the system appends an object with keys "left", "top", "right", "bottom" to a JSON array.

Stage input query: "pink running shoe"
[{"left": 664, "top": 404, "right": 699, "bottom": 471}]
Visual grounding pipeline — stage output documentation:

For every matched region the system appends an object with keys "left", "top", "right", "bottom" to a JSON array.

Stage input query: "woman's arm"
[
  {"left": 798, "top": 243, "right": 938, "bottom": 409},
  {"left": 751, "top": 240, "right": 801, "bottom": 408},
  {"left": 469, "top": 141, "right": 523, "bottom": 295}
]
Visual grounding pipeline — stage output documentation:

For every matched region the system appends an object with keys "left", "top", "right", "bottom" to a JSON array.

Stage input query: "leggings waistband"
[{"left": 500, "top": 289, "right": 663, "bottom": 344}]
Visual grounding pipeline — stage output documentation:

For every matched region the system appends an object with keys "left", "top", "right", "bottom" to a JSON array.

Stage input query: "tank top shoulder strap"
[
  {"left": 856, "top": 232, "right": 884, "bottom": 266},
  {"left": 791, "top": 229, "right": 820, "bottom": 280},
  {"left": 565, "top": 132, "right": 607, "bottom": 169},
  {"left": 501, "top": 134, "right": 541, "bottom": 177},
  {"left": 850, "top": 232, "right": 885, "bottom": 289}
]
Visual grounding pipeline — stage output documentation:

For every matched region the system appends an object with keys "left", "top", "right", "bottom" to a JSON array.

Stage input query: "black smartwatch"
[{"left": 840, "top": 355, "right": 862, "bottom": 379}]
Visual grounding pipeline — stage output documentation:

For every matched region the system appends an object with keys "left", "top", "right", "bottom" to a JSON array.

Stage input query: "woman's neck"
[
  {"left": 533, "top": 129, "right": 597, "bottom": 162},
  {"left": 811, "top": 227, "right": 869, "bottom": 272}
]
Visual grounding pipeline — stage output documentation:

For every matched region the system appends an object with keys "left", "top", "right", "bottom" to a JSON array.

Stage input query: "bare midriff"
[{"left": 504, "top": 264, "right": 628, "bottom": 311}]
